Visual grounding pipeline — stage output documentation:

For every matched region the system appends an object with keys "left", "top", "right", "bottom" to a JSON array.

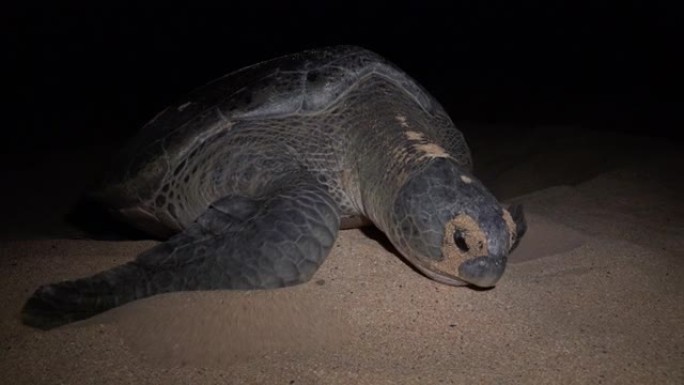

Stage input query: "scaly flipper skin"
[{"left": 22, "top": 174, "right": 340, "bottom": 330}]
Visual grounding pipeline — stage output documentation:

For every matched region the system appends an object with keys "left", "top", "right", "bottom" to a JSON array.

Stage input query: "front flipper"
[{"left": 22, "top": 176, "right": 341, "bottom": 330}]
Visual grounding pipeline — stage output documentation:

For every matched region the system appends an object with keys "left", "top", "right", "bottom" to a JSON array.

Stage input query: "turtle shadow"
[
  {"left": 359, "top": 225, "right": 398, "bottom": 254},
  {"left": 64, "top": 195, "right": 154, "bottom": 241}
]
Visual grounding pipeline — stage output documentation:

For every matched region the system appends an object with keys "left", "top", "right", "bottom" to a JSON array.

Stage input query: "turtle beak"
[{"left": 457, "top": 255, "right": 507, "bottom": 288}]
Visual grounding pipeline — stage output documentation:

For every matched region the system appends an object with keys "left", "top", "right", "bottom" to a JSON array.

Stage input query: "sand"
[{"left": 0, "top": 126, "right": 682, "bottom": 384}]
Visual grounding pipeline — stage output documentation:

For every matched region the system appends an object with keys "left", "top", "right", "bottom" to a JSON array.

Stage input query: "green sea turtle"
[{"left": 22, "top": 46, "right": 526, "bottom": 330}]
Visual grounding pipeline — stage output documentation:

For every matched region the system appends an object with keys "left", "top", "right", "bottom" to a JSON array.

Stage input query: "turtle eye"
[{"left": 453, "top": 230, "right": 469, "bottom": 252}]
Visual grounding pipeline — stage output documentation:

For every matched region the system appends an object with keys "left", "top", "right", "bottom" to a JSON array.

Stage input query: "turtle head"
[{"left": 386, "top": 158, "right": 526, "bottom": 288}]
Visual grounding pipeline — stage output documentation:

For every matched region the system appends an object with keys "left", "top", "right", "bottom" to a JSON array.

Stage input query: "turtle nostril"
[{"left": 453, "top": 230, "right": 469, "bottom": 252}]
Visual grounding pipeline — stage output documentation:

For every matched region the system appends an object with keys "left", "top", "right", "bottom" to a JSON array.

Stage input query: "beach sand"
[{"left": 0, "top": 125, "right": 682, "bottom": 384}]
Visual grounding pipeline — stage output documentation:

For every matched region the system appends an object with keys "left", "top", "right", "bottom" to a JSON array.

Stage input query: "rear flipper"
[{"left": 22, "top": 176, "right": 341, "bottom": 330}]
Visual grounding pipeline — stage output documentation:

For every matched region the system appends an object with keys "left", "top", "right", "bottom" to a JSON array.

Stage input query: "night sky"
[{"left": 6, "top": 2, "right": 681, "bottom": 151}]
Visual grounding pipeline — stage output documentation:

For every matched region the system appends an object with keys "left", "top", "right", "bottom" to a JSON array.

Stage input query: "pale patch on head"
[
  {"left": 460, "top": 175, "right": 472, "bottom": 184},
  {"left": 178, "top": 101, "right": 193, "bottom": 112},
  {"left": 432, "top": 214, "right": 488, "bottom": 275},
  {"left": 405, "top": 130, "right": 423, "bottom": 141},
  {"left": 414, "top": 143, "right": 450, "bottom": 159},
  {"left": 502, "top": 208, "right": 517, "bottom": 250},
  {"left": 405, "top": 131, "right": 451, "bottom": 159},
  {"left": 395, "top": 114, "right": 409, "bottom": 127}
]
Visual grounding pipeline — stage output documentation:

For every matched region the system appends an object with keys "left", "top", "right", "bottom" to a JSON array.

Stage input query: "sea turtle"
[{"left": 22, "top": 46, "right": 526, "bottom": 330}]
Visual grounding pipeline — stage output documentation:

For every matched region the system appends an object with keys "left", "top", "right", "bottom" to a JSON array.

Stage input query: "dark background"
[{"left": 4, "top": 1, "right": 682, "bottom": 151}]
